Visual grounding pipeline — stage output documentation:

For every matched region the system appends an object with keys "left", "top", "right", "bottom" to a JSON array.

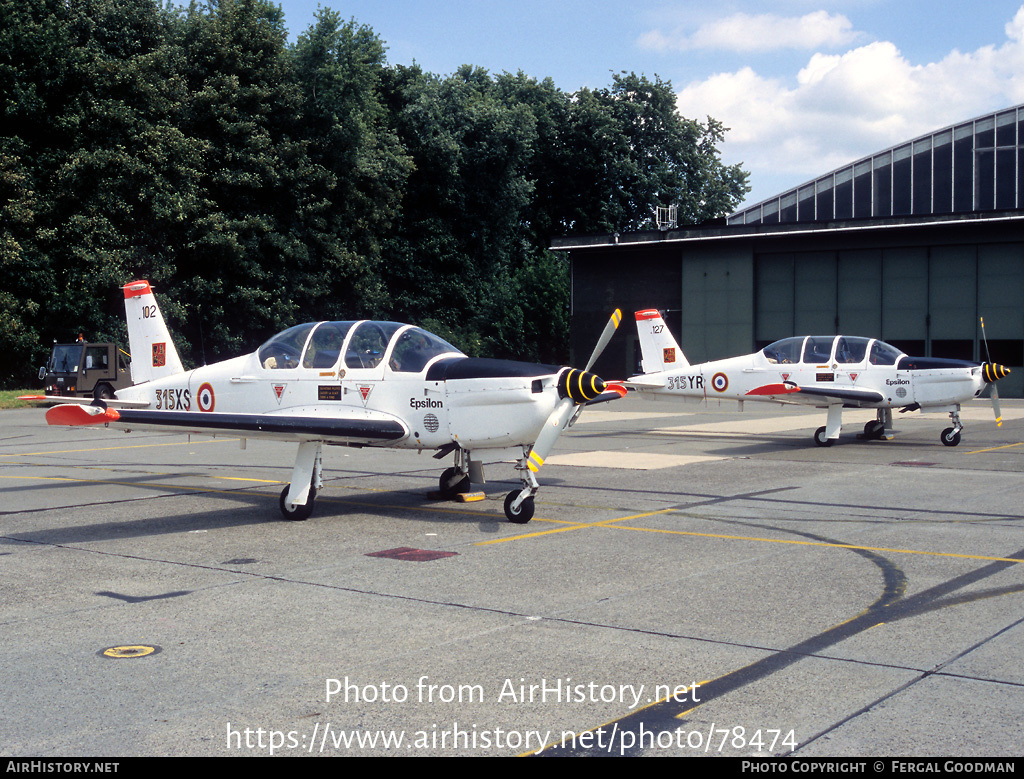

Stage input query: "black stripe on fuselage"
[
  {"left": 115, "top": 410, "right": 405, "bottom": 440},
  {"left": 897, "top": 356, "right": 978, "bottom": 370},
  {"left": 425, "top": 357, "right": 561, "bottom": 381}
]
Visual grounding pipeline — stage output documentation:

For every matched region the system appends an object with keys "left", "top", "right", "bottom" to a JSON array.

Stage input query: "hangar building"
[{"left": 555, "top": 105, "right": 1024, "bottom": 397}]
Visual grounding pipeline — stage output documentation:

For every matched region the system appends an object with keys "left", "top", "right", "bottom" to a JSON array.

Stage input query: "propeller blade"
[
  {"left": 980, "top": 316, "right": 992, "bottom": 362},
  {"left": 528, "top": 310, "right": 625, "bottom": 474},
  {"left": 584, "top": 309, "right": 622, "bottom": 372},
  {"left": 526, "top": 397, "right": 575, "bottom": 474},
  {"left": 980, "top": 318, "right": 1009, "bottom": 427}
]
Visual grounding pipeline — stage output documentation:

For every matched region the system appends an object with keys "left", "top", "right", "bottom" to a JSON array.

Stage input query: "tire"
[
  {"left": 93, "top": 383, "right": 115, "bottom": 401},
  {"left": 814, "top": 426, "right": 833, "bottom": 447},
  {"left": 941, "top": 427, "right": 961, "bottom": 447},
  {"left": 280, "top": 484, "right": 315, "bottom": 521},
  {"left": 438, "top": 467, "right": 470, "bottom": 498},
  {"left": 504, "top": 491, "right": 535, "bottom": 524},
  {"left": 863, "top": 420, "right": 884, "bottom": 440}
]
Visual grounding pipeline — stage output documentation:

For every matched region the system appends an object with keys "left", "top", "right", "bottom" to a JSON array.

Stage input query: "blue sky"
[{"left": 272, "top": 1, "right": 1024, "bottom": 210}]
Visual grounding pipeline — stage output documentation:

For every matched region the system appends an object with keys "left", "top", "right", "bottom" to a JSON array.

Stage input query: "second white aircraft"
[{"left": 627, "top": 309, "right": 1009, "bottom": 447}]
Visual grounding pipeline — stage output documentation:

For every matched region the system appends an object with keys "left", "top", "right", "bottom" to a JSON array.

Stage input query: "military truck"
[{"left": 39, "top": 341, "right": 132, "bottom": 399}]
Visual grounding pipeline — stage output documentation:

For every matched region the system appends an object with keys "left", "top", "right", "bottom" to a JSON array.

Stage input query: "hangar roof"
[{"left": 729, "top": 104, "right": 1024, "bottom": 227}]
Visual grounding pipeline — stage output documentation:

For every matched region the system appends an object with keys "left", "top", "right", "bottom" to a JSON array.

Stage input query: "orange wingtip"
[
  {"left": 16, "top": 395, "right": 48, "bottom": 400},
  {"left": 746, "top": 383, "right": 800, "bottom": 396},
  {"left": 605, "top": 382, "right": 628, "bottom": 398},
  {"left": 46, "top": 404, "right": 121, "bottom": 426},
  {"left": 635, "top": 309, "right": 661, "bottom": 321}
]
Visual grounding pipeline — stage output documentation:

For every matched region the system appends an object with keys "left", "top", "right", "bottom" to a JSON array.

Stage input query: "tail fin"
[
  {"left": 123, "top": 280, "right": 184, "bottom": 384},
  {"left": 635, "top": 309, "right": 689, "bottom": 373}
]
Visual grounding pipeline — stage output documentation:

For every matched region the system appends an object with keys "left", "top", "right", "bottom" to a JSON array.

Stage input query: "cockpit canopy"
[
  {"left": 257, "top": 321, "right": 463, "bottom": 373},
  {"left": 762, "top": 336, "right": 904, "bottom": 366}
]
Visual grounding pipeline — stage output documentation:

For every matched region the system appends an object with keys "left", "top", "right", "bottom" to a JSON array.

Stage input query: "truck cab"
[{"left": 40, "top": 342, "right": 132, "bottom": 399}]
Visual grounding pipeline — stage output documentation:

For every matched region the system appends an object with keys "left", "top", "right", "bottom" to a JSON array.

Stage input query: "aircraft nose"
[
  {"left": 557, "top": 368, "right": 608, "bottom": 403},
  {"left": 983, "top": 363, "right": 1010, "bottom": 383}
]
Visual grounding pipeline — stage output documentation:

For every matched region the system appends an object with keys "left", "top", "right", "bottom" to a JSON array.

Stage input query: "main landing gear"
[
  {"left": 279, "top": 441, "right": 323, "bottom": 521},
  {"left": 815, "top": 407, "right": 896, "bottom": 447}
]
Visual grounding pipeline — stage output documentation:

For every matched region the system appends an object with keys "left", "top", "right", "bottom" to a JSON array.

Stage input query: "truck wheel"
[{"left": 93, "top": 383, "right": 115, "bottom": 400}]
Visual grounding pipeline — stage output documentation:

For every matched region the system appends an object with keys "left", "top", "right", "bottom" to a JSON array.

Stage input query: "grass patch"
[{"left": 0, "top": 390, "right": 42, "bottom": 409}]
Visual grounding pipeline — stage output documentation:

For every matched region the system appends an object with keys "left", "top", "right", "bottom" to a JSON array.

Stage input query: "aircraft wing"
[
  {"left": 18, "top": 394, "right": 151, "bottom": 408},
  {"left": 45, "top": 404, "right": 408, "bottom": 444},
  {"left": 745, "top": 383, "right": 884, "bottom": 405}
]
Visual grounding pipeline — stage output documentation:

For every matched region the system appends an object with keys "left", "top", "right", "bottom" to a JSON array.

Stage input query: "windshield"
[
  {"left": 49, "top": 344, "right": 83, "bottom": 373},
  {"left": 388, "top": 327, "right": 461, "bottom": 372},
  {"left": 869, "top": 340, "right": 903, "bottom": 365}
]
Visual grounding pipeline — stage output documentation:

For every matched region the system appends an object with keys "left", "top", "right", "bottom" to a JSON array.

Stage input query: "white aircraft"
[
  {"left": 29, "top": 281, "right": 625, "bottom": 523},
  {"left": 627, "top": 309, "right": 1010, "bottom": 447}
]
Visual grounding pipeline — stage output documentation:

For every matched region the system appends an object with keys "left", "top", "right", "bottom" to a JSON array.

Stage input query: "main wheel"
[
  {"left": 438, "top": 467, "right": 471, "bottom": 498},
  {"left": 813, "top": 426, "right": 833, "bottom": 447},
  {"left": 93, "top": 383, "right": 115, "bottom": 401},
  {"left": 863, "top": 420, "right": 884, "bottom": 440},
  {"left": 280, "top": 484, "right": 315, "bottom": 521},
  {"left": 941, "top": 427, "right": 961, "bottom": 447},
  {"left": 504, "top": 491, "right": 535, "bottom": 524}
]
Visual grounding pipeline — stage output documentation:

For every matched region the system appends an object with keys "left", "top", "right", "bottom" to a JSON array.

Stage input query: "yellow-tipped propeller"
[
  {"left": 526, "top": 309, "right": 622, "bottom": 475},
  {"left": 980, "top": 317, "right": 1011, "bottom": 427}
]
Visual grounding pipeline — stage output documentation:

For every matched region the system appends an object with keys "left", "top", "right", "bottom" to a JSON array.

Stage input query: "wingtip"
[{"left": 46, "top": 404, "right": 121, "bottom": 426}]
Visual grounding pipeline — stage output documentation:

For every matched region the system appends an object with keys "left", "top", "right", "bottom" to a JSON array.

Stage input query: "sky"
[{"left": 270, "top": 1, "right": 1024, "bottom": 210}]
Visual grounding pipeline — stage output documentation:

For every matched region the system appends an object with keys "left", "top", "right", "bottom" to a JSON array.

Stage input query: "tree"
[
  {"left": 381, "top": 64, "right": 538, "bottom": 354},
  {"left": 292, "top": 9, "right": 412, "bottom": 319}
]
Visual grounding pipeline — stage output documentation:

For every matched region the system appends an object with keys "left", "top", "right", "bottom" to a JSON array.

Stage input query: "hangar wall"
[{"left": 562, "top": 217, "right": 1024, "bottom": 398}]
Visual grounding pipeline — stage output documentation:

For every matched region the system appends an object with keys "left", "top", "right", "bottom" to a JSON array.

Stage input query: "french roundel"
[
  {"left": 711, "top": 372, "right": 729, "bottom": 393},
  {"left": 197, "top": 382, "right": 215, "bottom": 412}
]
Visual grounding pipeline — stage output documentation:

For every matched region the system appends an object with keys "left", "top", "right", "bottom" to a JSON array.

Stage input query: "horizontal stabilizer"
[
  {"left": 622, "top": 376, "right": 666, "bottom": 389},
  {"left": 584, "top": 384, "right": 628, "bottom": 406},
  {"left": 46, "top": 404, "right": 121, "bottom": 426}
]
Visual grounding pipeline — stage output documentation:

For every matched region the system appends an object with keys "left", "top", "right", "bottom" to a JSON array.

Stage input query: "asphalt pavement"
[{"left": 2, "top": 396, "right": 1023, "bottom": 757}]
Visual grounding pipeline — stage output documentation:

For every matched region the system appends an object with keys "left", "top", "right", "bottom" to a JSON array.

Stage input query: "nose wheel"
[
  {"left": 941, "top": 409, "right": 963, "bottom": 447},
  {"left": 503, "top": 448, "right": 540, "bottom": 523},
  {"left": 504, "top": 491, "right": 535, "bottom": 523}
]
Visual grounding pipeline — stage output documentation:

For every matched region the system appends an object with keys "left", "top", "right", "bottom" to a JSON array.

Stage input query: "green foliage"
[{"left": 0, "top": 1, "right": 748, "bottom": 387}]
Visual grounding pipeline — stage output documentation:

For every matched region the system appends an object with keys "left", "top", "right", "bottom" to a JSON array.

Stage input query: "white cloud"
[
  {"left": 674, "top": 7, "right": 1024, "bottom": 205},
  {"left": 639, "top": 11, "right": 861, "bottom": 53}
]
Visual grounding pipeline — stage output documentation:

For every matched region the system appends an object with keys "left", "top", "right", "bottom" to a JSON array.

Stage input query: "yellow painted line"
[
  {"left": 474, "top": 509, "right": 676, "bottom": 546},
  {"left": 967, "top": 442, "right": 1024, "bottom": 454},
  {"left": 0, "top": 438, "right": 229, "bottom": 458},
  {"left": 612, "top": 524, "right": 1024, "bottom": 564},
  {"left": 477, "top": 506, "right": 1024, "bottom": 564},
  {"left": 217, "top": 476, "right": 281, "bottom": 484}
]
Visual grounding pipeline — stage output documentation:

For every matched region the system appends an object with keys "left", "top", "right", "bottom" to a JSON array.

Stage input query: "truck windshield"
[{"left": 50, "top": 345, "right": 83, "bottom": 373}]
